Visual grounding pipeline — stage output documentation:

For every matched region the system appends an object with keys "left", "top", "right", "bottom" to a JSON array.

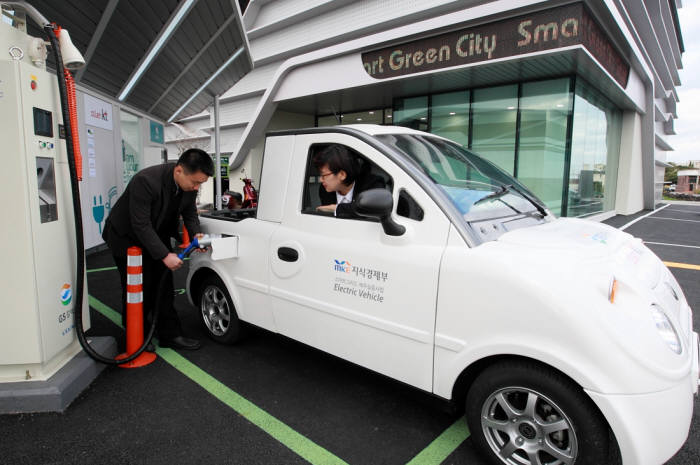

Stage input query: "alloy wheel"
[
  {"left": 200, "top": 284, "right": 231, "bottom": 336},
  {"left": 480, "top": 386, "right": 579, "bottom": 465}
]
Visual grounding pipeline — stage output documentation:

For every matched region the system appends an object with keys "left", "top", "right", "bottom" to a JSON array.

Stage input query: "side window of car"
[
  {"left": 301, "top": 143, "right": 393, "bottom": 218},
  {"left": 396, "top": 189, "right": 424, "bottom": 221}
]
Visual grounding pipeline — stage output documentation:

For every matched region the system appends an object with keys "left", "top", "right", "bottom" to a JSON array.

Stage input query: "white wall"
[
  {"left": 615, "top": 111, "right": 645, "bottom": 214},
  {"left": 77, "top": 89, "right": 166, "bottom": 249},
  {"left": 76, "top": 90, "right": 121, "bottom": 249},
  {"left": 227, "top": 109, "right": 315, "bottom": 196}
]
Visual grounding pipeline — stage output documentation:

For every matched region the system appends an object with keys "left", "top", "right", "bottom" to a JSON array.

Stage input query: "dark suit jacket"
[
  {"left": 319, "top": 172, "right": 386, "bottom": 219},
  {"left": 102, "top": 163, "right": 200, "bottom": 260}
]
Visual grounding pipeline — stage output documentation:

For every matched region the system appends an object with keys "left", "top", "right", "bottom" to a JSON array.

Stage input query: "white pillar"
[
  {"left": 615, "top": 111, "right": 645, "bottom": 214},
  {"left": 214, "top": 95, "right": 222, "bottom": 210}
]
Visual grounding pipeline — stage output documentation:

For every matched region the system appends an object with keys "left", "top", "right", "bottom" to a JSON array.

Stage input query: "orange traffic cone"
[
  {"left": 179, "top": 223, "right": 190, "bottom": 249},
  {"left": 116, "top": 246, "right": 157, "bottom": 368}
]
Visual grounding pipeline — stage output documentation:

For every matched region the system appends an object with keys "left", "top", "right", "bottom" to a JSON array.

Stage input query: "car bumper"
[{"left": 586, "top": 331, "right": 699, "bottom": 465}]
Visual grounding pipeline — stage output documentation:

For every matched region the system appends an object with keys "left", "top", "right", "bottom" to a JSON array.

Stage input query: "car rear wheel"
[
  {"left": 198, "top": 274, "right": 241, "bottom": 344},
  {"left": 466, "top": 360, "right": 611, "bottom": 465}
]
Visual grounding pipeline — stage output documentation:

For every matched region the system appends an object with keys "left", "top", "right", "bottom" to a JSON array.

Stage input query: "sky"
[{"left": 671, "top": 1, "right": 700, "bottom": 165}]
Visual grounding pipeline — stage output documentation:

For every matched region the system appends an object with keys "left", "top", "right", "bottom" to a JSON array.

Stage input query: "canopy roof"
[{"left": 14, "top": 0, "right": 251, "bottom": 122}]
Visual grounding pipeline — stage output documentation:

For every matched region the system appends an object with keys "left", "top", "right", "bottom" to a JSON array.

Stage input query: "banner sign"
[
  {"left": 150, "top": 121, "right": 164, "bottom": 144},
  {"left": 84, "top": 93, "right": 113, "bottom": 131},
  {"left": 361, "top": 3, "right": 629, "bottom": 88},
  {"left": 219, "top": 156, "right": 229, "bottom": 179}
]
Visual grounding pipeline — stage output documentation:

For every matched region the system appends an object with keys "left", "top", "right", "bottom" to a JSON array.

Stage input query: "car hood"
[{"left": 495, "top": 217, "right": 664, "bottom": 290}]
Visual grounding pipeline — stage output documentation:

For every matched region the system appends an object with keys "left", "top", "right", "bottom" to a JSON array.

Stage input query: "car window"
[
  {"left": 301, "top": 143, "right": 393, "bottom": 218},
  {"left": 397, "top": 189, "right": 424, "bottom": 221}
]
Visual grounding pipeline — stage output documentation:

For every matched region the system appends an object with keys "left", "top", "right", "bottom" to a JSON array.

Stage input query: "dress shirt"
[{"left": 334, "top": 183, "right": 355, "bottom": 216}]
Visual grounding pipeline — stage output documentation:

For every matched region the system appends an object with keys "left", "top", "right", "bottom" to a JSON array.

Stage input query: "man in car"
[{"left": 313, "top": 144, "right": 385, "bottom": 218}]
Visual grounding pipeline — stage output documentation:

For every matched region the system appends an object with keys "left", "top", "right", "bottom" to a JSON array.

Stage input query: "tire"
[
  {"left": 465, "top": 360, "right": 611, "bottom": 465},
  {"left": 197, "top": 274, "right": 241, "bottom": 344}
]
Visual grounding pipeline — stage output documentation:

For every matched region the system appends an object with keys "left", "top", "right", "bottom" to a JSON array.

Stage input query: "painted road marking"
[
  {"left": 89, "top": 294, "right": 473, "bottom": 465},
  {"left": 619, "top": 204, "right": 670, "bottom": 230},
  {"left": 406, "top": 418, "right": 470, "bottom": 465},
  {"left": 665, "top": 208, "right": 700, "bottom": 214},
  {"left": 88, "top": 295, "right": 350, "bottom": 465},
  {"left": 647, "top": 217, "right": 700, "bottom": 223},
  {"left": 87, "top": 265, "right": 117, "bottom": 273},
  {"left": 645, "top": 241, "right": 700, "bottom": 249},
  {"left": 663, "top": 262, "right": 700, "bottom": 271},
  {"left": 158, "top": 349, "right": 350, "bottom": 465},
  {"left": 88, "top": 295, "right": 122, "bottom": 324}
]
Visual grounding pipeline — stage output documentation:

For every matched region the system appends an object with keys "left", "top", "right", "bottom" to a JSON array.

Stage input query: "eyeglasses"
[{"left": 319, "top": 171, "right": 334, "bottom": 180}]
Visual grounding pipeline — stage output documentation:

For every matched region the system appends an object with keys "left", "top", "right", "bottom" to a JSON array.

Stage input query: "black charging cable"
[{"left": 46, "top": 24, "right": 159, "bottom": 365}]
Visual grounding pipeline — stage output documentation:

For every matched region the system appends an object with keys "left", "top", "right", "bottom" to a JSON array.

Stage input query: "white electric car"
[{"left": 186, "top": 125, "right": 699, "bottom": 465}]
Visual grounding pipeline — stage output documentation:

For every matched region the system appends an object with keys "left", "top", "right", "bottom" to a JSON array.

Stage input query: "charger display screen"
[{"left": 33, "top": 107, "right": 53, "bottom": 138}]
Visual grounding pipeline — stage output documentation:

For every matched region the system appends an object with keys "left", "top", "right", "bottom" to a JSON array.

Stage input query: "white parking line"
[
  {"left": 647, "top": 217, "right": 700, "bottom": 223},
  {"left": 619, "top": 204, "right": 670, "bottom": 230},
  {"left": 644, "top": 241, "right": 700, "bottom": 249},
  {"left": 665, "top": 209, "right": 700, "bottom": 214}
]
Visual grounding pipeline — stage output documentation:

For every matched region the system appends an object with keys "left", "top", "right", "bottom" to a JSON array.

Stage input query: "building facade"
[
  {"left": 677, "top": 169, "right": 699, "bottom": 193},
  {"left": 166, "top": 0, "right": 684, "bottom": 218}
]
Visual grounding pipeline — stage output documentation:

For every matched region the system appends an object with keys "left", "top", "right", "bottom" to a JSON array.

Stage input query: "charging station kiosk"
[{"left": 0, "top": 7, "right": 114, "bottom": 413}]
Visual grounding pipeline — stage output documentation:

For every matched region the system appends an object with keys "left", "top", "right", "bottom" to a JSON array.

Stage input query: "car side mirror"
[{"left": 354, "top": 189, "right": 406, "bottom": 236}]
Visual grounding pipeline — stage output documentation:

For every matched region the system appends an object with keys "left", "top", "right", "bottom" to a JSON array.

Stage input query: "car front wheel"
[
  {"left": 466, "top": 360, "right": 612, "bottom": 465},
  {"left": 198, "top": 274, "right": 241, "bottom": 344}
]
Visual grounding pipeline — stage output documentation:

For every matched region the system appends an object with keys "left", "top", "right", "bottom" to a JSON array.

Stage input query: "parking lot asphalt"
[{"left": 0, "top": 202, "right": 698, "bottom": 465}]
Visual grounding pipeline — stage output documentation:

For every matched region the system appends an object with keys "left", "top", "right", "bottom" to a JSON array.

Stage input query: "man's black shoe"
[{"left": 159, "top": 336, "right": 201, "bottom": 350}]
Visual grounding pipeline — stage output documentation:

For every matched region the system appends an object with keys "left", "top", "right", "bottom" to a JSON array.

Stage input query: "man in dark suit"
[
  {"left": 102, "top": 148, "right": 214, "bottom": 350},
  {"left": 314, "top": 144, "right": 386, "bottom": 218}
]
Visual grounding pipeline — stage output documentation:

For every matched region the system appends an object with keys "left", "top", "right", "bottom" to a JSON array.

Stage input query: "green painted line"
[
  {"left": 87, "top": 266, "right": 117, "bottom": 273},
  {"left": 88, "top": 295, "right": 122, "bottom": 327},
  {"left": 87, "top": 294, "right": 349, "bottom": 465},
  {"left": 405, "top": 417, "right": 470, "bottom": 465},
  {"left": 157, "top": 347, "right": 349, "bottom": 465}
]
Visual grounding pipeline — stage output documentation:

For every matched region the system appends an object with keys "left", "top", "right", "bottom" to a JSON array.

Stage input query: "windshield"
[{"left": 377, "top": 134, "right": 548, "bottom": 225}]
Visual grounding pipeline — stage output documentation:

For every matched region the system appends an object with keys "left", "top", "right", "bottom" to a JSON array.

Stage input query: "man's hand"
[
  {"left": 316, "top": 204, "right": 336, "bottom": 213},
  {"left": 162, "top": 252, "right": 183, "bottom": 270}
]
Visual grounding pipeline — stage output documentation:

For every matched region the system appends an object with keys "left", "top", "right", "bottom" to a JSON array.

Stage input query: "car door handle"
[{"left": 277, "top": 247, "right": 299, "bottom": 262}]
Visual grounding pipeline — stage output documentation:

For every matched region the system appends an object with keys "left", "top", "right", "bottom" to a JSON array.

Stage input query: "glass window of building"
[
  {"left": 567, "top": 80, "right": 621, "bottom": 217},
  {"left": 393, "top": 96, "right": 429, "bottom": 131},
  {"left": 470, "top": 85, "right": 518, "bottom": 175},
  {"left": 384, "top": 108, "right": 393, "bottom": 123},
  {"left": 317, "top": 114, "right": 342, "bottom": 126},
  {"left": 431, "top": 91, "right": 469, "bottom": 147},
  {"left": 120, "top": 110, "right": 141, "bottom": 186},
  {"left": 516, "top": 79, "right": 572, "bottom": 217},
  {"left": 344, "top": 109, "right": 384, "bottom": 125},
  {"left": 317, "top": 109, "right": 392, "bottom": 127},
  {"left": 353, "top": 76, "right": 623, "bottom": 218}
]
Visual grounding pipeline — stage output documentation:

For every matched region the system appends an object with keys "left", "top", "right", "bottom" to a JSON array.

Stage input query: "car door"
[{"left": 268, "top": 132, "right": 451, "bottom": 391}]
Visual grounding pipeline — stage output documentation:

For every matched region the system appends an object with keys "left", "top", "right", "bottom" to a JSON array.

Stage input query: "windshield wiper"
[
  {"left": 473, "top": 184, "right": 511, "bottom": 205},
  {"left": 508, "top": 184, "right": 548, "bottom": 217},
  {"left": 473, "top": 183, "right": 548, "bottom": 217}
]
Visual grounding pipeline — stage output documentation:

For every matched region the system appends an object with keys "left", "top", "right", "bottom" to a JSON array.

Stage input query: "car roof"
[{"left": 333, "top": 124, "right": 429, "bottom": 136}]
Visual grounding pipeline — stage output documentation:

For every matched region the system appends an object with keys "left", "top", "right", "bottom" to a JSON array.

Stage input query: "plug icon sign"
[{"left": 93, "top": 195, "right": 105, "bottom": 234}]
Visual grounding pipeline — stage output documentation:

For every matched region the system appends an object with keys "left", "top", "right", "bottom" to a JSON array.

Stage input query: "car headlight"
[{"left": 650, "top": 304, "right": 682, "bottom": 354}]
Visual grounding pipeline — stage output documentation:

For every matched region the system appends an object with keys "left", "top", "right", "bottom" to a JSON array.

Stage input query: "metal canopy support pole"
[
  {"left": 214, "top": 94, "right": 222, "bottom": 210},
  {"left": 75, "top": 0, "right": 119, "bottom": 83}
]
